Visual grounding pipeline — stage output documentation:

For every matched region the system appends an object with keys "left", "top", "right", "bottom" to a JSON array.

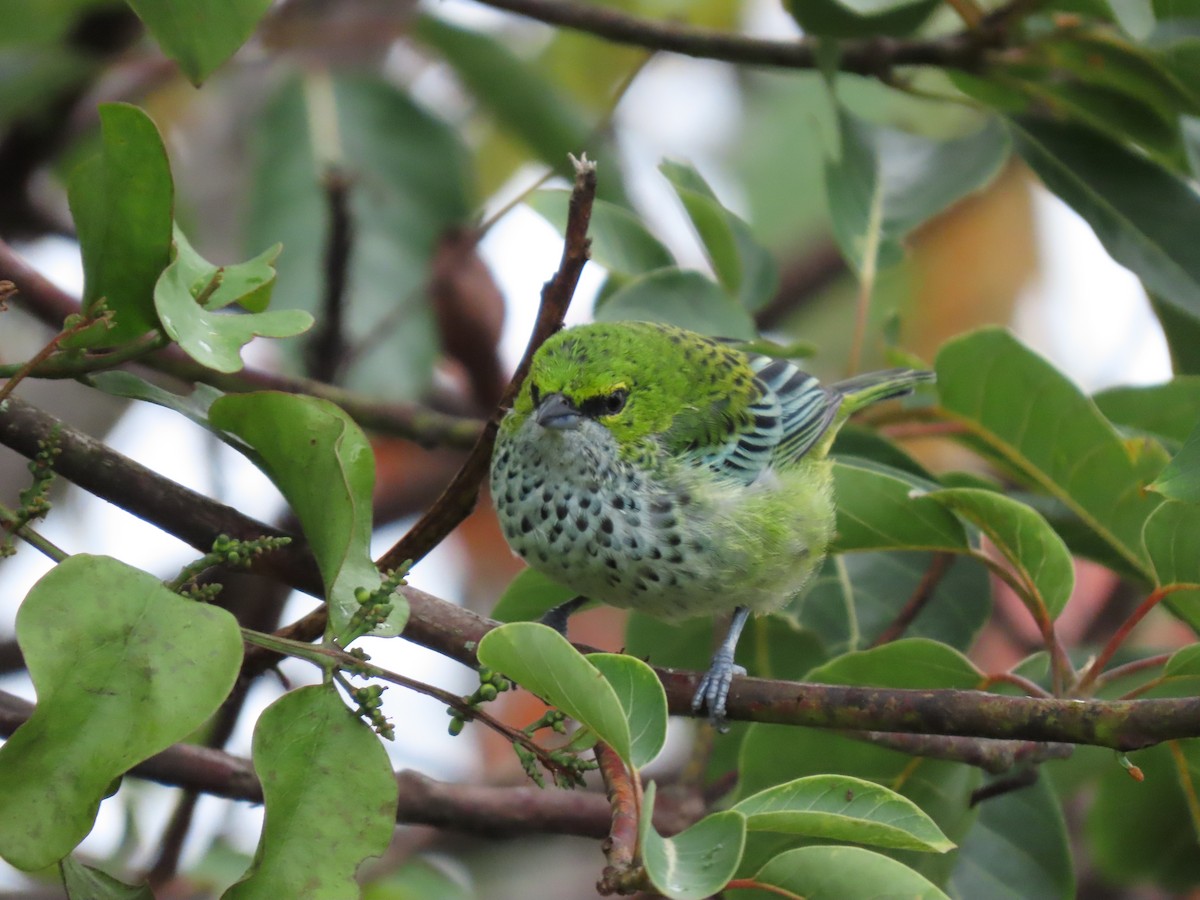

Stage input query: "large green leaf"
[
  {"left": 412, "top": 14, "right": 623, "bottom": 202},
  {"left": 1094, "top": 378, "right": 1200, "bottom": 444},
  {"left": 784, "top": 0, "right": 939, "bottom": 37},
  {"left": 209, "top": 392, "right": 403, "bottom": 636},
  {"left": 733, "top": 774, "right": 953, "bottom": 852},
  {"left": 1085, "top": 741, "right": 1200, "bottom": 889},
  {"left": 245, "top": 75, "right": 471, "bottom": 399},
  {"left": 927, "top": 488, "right": 1075, "bottom": 622},
  {"left": 659, "top": 160, "right": 779, "bottom": 312},
  {"left": 0, "top": 555, "right": 242, "bottom": 871},
  {"left": 594, "top": 268, "right": 757, "bottom": 338},
  {"left": 947, "top": 774, "right": 1075, "bottom": 900},
  {"left": 793, "top": 551, "right": 992, "bottom": 655},
  {"left": 805, "top": 638, "right": 982, "bottom": 690},
  {"left": 476, "top": 623, "right": 633, "bottom": 766},
  {"left": 936, "top": 327, "right": 1161, "bottom": 578},
  {"left": 67, "top": 103, "right": 173, "bottom": 345},
  {"left": 587, "top": 653, "right": 667, "bottom": 769},
  {"left": 738, "top": 845, "right": 951, "bottom": 899},
  {"left": 1150, "top": 421, "right": 1200, "bottom": 501},
  {"left": 125, "top": 0, "right": 273, "bottom": 84},
  {"left": 826, "top": 109, "right": 1010, "bottom": 274},
  {"left": 831, "top": 460, "right": 970, "bottom": 553},
  {"left": 1011, "top": 117, "right": 1200, "bottom": 325},
  {"left": 1141, "top": 499, "right": 1200, "bottom": 621},
  {"left": 640, "top": 782, "right": 746, "bottom": 900},
  {"left": 224, "top": 685, "right": 398, "bottom": 899}
]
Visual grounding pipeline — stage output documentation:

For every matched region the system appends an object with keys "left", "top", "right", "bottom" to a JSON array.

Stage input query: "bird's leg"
[
  {"left": 539, "top": 595, "right": 589, "bottom": 636},
  {"left": 691, "top": 605, "right": 750, "bottom": 731}
]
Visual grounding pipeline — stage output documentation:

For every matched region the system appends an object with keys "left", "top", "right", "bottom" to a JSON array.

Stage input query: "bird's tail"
[{"left": 831, "top": 368, "right": 935, "bottom": 416}]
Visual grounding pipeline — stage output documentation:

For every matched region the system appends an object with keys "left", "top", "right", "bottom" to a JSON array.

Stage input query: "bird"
[{"left": 489, "top": 320, "right": 933, "bottom": 727}]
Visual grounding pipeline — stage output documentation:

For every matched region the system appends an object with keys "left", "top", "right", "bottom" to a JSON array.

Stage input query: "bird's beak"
[{"left": 535, "top": 392, "right": 582, "bottom": 430}]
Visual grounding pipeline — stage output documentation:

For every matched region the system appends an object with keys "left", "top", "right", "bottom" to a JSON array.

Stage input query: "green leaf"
[
  {"left": 245, "top": 75, "right": 471, "bottom": 399},
  {"left": 745, "top": 846, "right": 951, "bottom": 899},
  {"left": 361, "top": 858, "right": 473, "bottom": 900},
  {"left": 209, "top": 393, "right": 404, "bottom": 636},
  {"left": 1094, "top": 378, "right": 1200, "bottom": 444},
  {"left": 67, "top": 103, "right": 173, "bottom": 345},
  {"left": 1085, "top": 741, "right": 1200, "bottom": 889},
  {"left": 640, "top": 782, "right": 746, "bottom": 900},
  {"left": 0, "top": 555, "right": 242, "bottom": 871},
  {"left": 490, "top": 568, "right": 579, "bottom": 623},
  {"left": 61, "top": 858, "right": 154, "bottom": 900},
  {"left": 1141, "top": 499, "right": 1200, "bottom": 618},
  {"left": 826, "top": 109, "right": 1011, "bottom": 273},
  {"left": 927, "top": 487, "right": 1075, "bottom": 622},
  {"left": 936, "top": 327, "right": 1161, "bottom": 579},
  {"left": 793, "top": 551, "right": 992, "bottom": 655},
  {"left": 223, "top": 685, "right": 398, "bottom": 900},
  {"left": 1150, "top": 421, "right": 1200, "bottom": 501},
  {"left": 1151, "top": 294, "right": 1200, "bottom": 374},
  {"left": 155, "top": 237, "right": 312, "bottom": 374},
  {"left": 1010, "top": 116, "right": 1200, "bottom": 325},
  {"left": 125, "top": 0, "right": 272, "bottom": 84},
  {"left": 659, "top": 160, "right": 779, "bottom": 311},
  {"left": 806, "top": 638, "right": 982, "bottom": 690},
  {"left": 476, "top": 623, "right": 633, "bottom": 766},
  {"left": 526, "top": 190, "right": 674, "bottom": 275},
  {"left": 587, "top": 653, "right": 668, "bottom": 769},
  {"left": 171, "top": 226, "right": 279, "bottom": 312},
  {"left": 733, "top": 774, "right": 954, "bottom": 852},
  {"left": 947, "top": 774, "right": 1075, "bottom": 900},
  {"left": 594, "top": 268, "right": 757, "bottom": 338},
  {"left": 784, "top": 0, "right": 939, "bottom": 37},
  {"left": 413, "top": 14, "right": 623, "bottom": 202},
  {"left": 831, "top": 459, "right": 970, "bottom": 553},
  {"left": 86, "top": 370, "right": 223, "bottom": 432}
]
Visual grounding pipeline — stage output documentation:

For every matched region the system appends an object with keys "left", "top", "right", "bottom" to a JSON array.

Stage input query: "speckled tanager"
[{"left": 490, "top": 320, "right": 933, "bottom": 725}]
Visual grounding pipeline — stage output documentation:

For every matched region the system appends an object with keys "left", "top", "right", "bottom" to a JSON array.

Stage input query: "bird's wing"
[{"left": 748, "top": 355, "right": 842, "bottom": 469}]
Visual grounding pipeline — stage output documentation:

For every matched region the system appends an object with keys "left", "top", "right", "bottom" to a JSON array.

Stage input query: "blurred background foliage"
[{"left": 2, "top": 0, "right": 1200, "bottom": 897}]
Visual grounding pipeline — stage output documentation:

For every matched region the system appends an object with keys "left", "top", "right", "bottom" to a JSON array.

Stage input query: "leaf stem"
[
  {"left": 0, "top": 499, "right": 67, "bottom": 562},
  {"left": 238, "top": 627, "right": 574, "bottom": 780},
  {"left": 1076, "top": 584, "right": 1199, "bottom": 694}
]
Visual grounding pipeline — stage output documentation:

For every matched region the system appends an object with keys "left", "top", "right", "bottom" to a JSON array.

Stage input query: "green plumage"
[{"left": 490, "top": 321, "right": 932, "bottom": 719}]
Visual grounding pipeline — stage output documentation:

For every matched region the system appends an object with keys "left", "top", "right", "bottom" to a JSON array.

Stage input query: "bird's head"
[{"left": 506, "top": 321, "right": 758, "bottom": 459}]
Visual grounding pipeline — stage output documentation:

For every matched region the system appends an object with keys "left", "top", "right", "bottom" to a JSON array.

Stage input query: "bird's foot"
[
  {"left": 691, "top": 649, "right": 746, "bottom": 732},
  {"left": 539, "top": 595, "right": 588, "bottom": 635}
]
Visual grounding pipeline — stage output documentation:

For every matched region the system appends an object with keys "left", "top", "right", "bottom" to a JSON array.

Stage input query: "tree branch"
[
  {"left": 0, "top": 689, "right": 696, "bottom": 838},
  {"left": 3, "top": 394, "right": 1200, "bottom": 752},
  {"left": 465, "top": 0, "right": 1004, "bottom": 75}
]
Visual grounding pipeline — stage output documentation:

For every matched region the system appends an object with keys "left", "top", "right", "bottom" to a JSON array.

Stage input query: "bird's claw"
[{"left": 691, "top": 651, "right": 746, "bottom": 732}]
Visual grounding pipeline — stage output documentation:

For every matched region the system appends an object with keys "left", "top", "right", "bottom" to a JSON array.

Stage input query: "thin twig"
[
  {"left": 845, "top": 730, "right": 1071, "bottom": 774},
  {"left": 871, "top": 552, "right": 954, "bottom": 646},
  {"left": 306, "top": 166, "right": 353, "bottom": 382},
  {"left": 468, "top": 0, "right": 1001, "bottom": 75},
  {"left": 1075, "top": 584, "right": 1199, "bottom": 694}
]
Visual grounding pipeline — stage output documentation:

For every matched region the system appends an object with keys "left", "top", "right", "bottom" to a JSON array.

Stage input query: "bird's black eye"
[
  {"left": 529, "top": 383, "right": 542, "bottom": 407},
  {"left": 580, "top": 388, "right": 628, "bottom": 418}
]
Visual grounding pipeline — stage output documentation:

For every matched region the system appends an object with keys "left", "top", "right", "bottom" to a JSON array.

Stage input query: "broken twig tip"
[{"left": 569, "top": 152, "right": 597, "bottom": 175}]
